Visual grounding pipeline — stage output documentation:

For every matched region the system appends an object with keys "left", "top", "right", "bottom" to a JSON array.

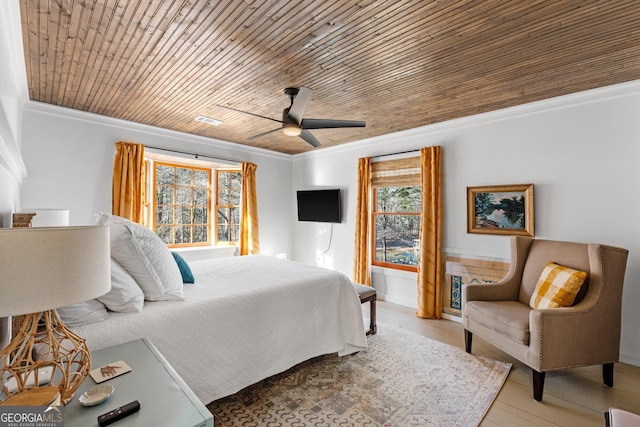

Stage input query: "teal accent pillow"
[{"left": 171, "top": 252, "right": 195, "bottom": 284}]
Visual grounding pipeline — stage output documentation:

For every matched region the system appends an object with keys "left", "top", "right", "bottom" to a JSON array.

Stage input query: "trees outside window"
[
  {"left": 372, "top": 186, "right": 421, "bottom": 271},
  {"left": 150, "top": 157, "right": 243, "bottom": 248},
  {"left": 216, "top": 170, "right": 241, "bottom": 245},
  {"left": 153, "top": 162, "right": 211, "bottom": 247},
  {"left": 370, "top": 156, "right": 421, "bottom": 272}
]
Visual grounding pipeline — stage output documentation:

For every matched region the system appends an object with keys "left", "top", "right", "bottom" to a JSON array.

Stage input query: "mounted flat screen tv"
[{"left": 297, "top": 189, "right": 342, "bottom": 223}]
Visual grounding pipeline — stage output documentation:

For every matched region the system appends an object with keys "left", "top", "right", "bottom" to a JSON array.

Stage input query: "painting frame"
[{"left": 467, "top": 184, "right": 534, "bottom": 236}]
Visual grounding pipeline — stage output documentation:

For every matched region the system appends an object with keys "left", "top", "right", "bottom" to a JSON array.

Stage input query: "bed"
[{"left": 68, "top": 245, "right": 368, "bottom": 404}]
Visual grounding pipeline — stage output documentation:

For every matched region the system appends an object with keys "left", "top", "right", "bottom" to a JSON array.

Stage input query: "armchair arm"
[
  {"left": 528, "top": 301, "right": 619, "bottom": 370},
  {"left": 463, "top": 236, "right": 534, "bottom": 303},
  {"left": 463, "top": 275, "right": 520, "bottom": 302}
]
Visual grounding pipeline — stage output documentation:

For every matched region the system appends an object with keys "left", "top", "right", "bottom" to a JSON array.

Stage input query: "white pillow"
[
  {"left": 57, "top": 299, "right": 109, "bottom": 326},
  {"left": 96, "top": 213, "right": 183, "bottom": 301},
  {"left": 95, "top": 212, "right": 129, "bottom": 226},
  {"left": 97, "top": 259, "right": 145, "bottom": 312}
]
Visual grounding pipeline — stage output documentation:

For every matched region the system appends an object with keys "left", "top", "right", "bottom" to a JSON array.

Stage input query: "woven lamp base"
[
  {"left": 0, "top": 310, "right": 91, "bottom": 405},
  {"left": 0, "top": 386, "right": 60, "bottom": 407}
]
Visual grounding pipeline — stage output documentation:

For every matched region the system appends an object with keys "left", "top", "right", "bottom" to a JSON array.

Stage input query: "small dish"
[{"left": 78, "top": 384, "right": 114, "bottom": 407}]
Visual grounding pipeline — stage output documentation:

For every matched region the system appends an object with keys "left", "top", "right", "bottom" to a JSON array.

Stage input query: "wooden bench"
[{"left": 353, "top": 283, "right": 377, "bottom": 335}]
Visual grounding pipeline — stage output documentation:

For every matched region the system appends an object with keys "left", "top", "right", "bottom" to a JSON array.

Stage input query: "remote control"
[{"left": 97, "top": 400, "right": 140, "bottom": 426}]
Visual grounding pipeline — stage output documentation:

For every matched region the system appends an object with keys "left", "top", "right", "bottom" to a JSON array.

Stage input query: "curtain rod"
[
  {"left": 144, "top": 145, "right": 241, "bottom": 164},
  {"left": 371, "top": 149, "right": 419, "bottom": 159}
]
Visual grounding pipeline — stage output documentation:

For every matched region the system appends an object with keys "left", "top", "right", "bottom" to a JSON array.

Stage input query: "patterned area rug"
[{"left": 207, "top": 323, "right": 511, "bottom": 426}]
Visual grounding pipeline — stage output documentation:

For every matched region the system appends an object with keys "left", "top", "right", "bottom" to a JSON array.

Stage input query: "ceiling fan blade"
[
  {"left": 287, "top": 87, "right": 312, "bottom": 124},
  {"left": 301, "top": 118, "right": 366, "bottom": 129},
  {"left": 247, "top": 128, "right": 281, "bottom": 140},
  {"left": 216, "top": 104, "right": 284, "bottom": 124},
  {"left": 299, "top": 129, "right": 321, "bottom": 148}
]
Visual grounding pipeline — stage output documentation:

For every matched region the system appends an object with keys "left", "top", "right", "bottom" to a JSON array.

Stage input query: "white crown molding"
[
  {"left": 293, "top": 79, "right": 640, "bottom": 161},
  {"left": 24, "top": 101, "right": 292, "bottom": 162}
]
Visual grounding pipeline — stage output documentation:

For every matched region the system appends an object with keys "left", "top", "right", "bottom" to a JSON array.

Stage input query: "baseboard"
[
  {"left": 620, "top": 352, "right": 640, "bottom": 367},
  {"left": 378, "top": 293, "right": 417, "bottom": 310},
  {"left": 441, "top": 313, "right": 462, "bottom": 323},
  {"left": 378, "top": 294, "right": 463, "bottom": 324}
]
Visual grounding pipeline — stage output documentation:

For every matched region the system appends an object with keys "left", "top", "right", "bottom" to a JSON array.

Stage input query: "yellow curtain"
[
  {"left": 416, "top": 146, "right": 443, "bottom": 319},
  {"left": 240, "top": 162, "right": 260, "bottom": 255},
  {"left": 353, "top": 157, "right": 372, "bottom": 285},
  {"left": 112, "top": 141, "right": 146, "bottom": 225}
]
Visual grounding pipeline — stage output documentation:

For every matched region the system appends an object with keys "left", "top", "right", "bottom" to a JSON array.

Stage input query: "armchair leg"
[
  {"left": 532, "top": 370, "right": 545, "bottom": 401},
  {"left": 603, "top": 363, "right": 614, "bottom": 387},
  {"left": 464, "top": 329, "right": 473, "bottom": 353}
]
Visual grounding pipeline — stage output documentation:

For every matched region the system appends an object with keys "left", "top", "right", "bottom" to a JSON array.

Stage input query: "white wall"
[
  {"left": 0, "top": 166, "right": 19, "bottom": 227},
  {"left": 292, "top": 80, "right": 640, "bottom": 366},
  {"left": 19, "top": 103, "right": 294, "bottom": 257},
  {"left": 0, "top": 0, "right": 26, "bottom": 226}
]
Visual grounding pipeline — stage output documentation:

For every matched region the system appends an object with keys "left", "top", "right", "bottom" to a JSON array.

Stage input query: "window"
[
  {"left": 371, "top": 157, "right": 421, "bottom": 272},
  {"left": 147, "top": 154, "right": 243, "bottom": 248},
  {"left": 153, "top": 162, "right": 211, "bottom": 247},
  {"left": 215, "top": 170, "right": 241, "bottom": 244}
]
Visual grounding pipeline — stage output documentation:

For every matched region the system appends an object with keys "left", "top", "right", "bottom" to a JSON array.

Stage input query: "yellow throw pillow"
[{"left": 529, "top": 262, "right": 587, "bottom": 309}]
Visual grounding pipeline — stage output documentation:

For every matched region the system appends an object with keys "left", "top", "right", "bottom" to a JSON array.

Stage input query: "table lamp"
[{"left": 0, "top": 226, "right": 111, "bottom": 405}]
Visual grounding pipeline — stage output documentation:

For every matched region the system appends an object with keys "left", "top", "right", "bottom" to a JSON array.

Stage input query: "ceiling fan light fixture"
[
  {"left": 228, "top": 86, "right": 365, "bottom": 147},
  {"left": 282, "top": 123, "right": 302, "bottom": 136}
]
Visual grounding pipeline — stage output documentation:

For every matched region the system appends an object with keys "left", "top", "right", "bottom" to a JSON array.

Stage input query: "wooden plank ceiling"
[{"left": 20, "top": 0, "right": 640, "bottom": 155}]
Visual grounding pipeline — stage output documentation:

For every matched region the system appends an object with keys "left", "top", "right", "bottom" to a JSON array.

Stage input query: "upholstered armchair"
[{"left": 462, "top": 236, "right": 629, "bottom": 401}]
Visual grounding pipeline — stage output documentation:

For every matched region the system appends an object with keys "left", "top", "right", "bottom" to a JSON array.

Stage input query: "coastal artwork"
[{"left": 467, "top": 184, "right": 534, "bottom": 236}]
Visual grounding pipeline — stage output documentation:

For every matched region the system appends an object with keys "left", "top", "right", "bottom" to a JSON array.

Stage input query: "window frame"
[
  {"left": 370, "top": 156, "right": 422, "bottom": 273},
  {"left": 371, "top": 185, "right": 421, "bottom": 272},
  {"left": 214, "top": 169, "right": 242, "bottom": 246},
  {"left": 152, "top": 161, "right": 212, "bottom": 248}
]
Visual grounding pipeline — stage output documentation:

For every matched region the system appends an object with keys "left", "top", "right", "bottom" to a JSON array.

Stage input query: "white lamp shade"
[{"left": 0, "top": 226, "right": 111, "bottom": 317}]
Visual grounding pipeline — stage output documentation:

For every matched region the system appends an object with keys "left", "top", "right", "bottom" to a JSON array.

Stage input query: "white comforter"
[{"left": 71, "top": 255, "right": 368, "bottom": 403}]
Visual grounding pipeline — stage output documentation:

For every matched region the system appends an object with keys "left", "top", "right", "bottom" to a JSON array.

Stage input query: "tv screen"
[{"left": 297, "top": 189, "right": 341, "bottom": 223}]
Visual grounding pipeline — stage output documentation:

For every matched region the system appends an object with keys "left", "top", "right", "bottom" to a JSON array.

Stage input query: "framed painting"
[{"left": 467, "top": 184, "right": 534, "bottom": 236}]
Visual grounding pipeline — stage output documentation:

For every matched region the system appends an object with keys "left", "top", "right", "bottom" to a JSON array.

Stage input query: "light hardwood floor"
[{"left": 365, "top": 300, "right": 640, "bottom": 427}]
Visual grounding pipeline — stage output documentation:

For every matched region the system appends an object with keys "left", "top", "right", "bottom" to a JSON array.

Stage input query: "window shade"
[{"left": 371, "top": 156, "right": 420, "bottom": 186}]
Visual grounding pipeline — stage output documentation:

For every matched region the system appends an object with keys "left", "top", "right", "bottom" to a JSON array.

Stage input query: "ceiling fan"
[{"left": 217, "top": 87, "right": 366, "bottom": 148}]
